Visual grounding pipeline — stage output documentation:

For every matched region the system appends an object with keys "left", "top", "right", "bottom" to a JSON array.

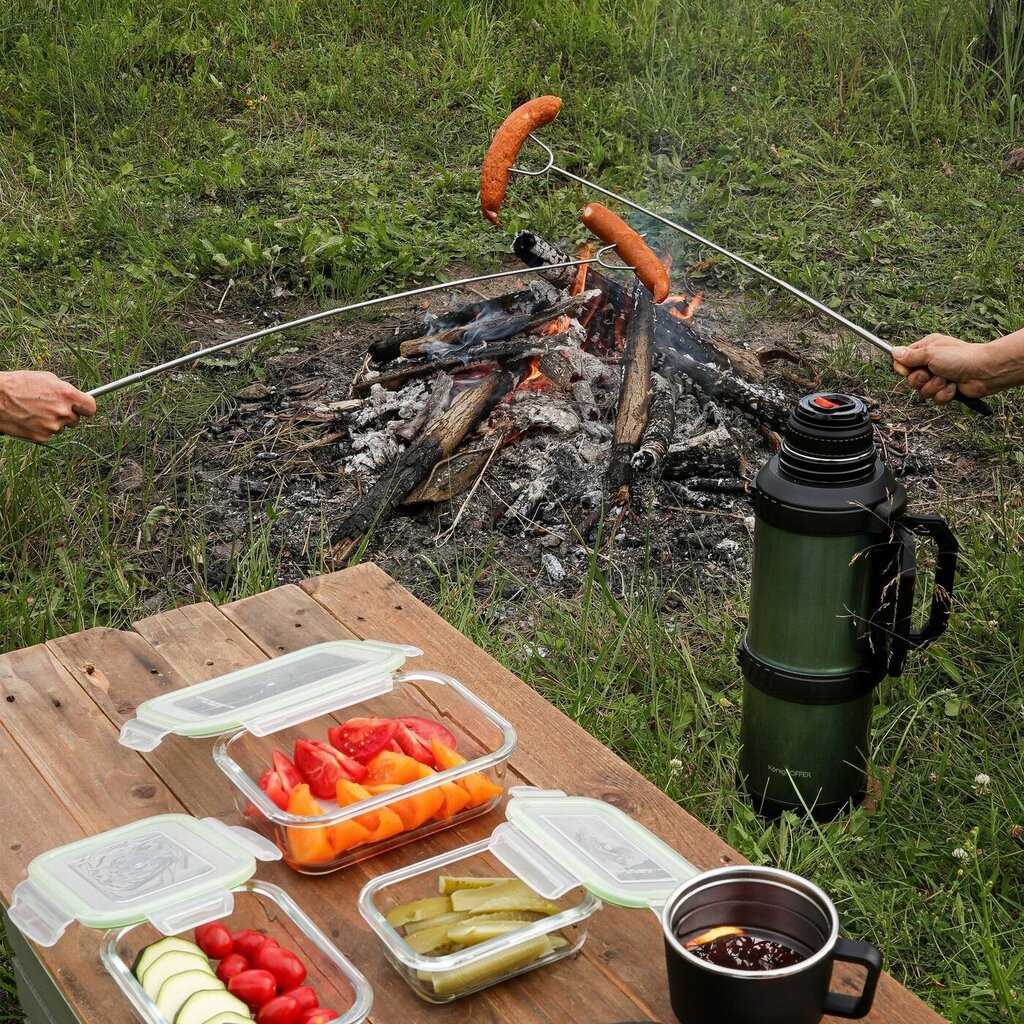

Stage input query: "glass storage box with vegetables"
[
  {"left": 117, "top": 641, "right": 517, "bottom": 873},
  {"left": 359, "top": 788, "right": 700, "bottom": 1003},
  {"left": 7, "top": 815, "right": 373, "bottom": 1024}
]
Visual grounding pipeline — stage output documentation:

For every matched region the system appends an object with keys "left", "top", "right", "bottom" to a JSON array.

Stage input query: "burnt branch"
[
  {"left": 352, "top": 332, "right": 568, "bottom": 394},
  {"left": 632, "top": 372, "right": 675, "bottom": 473},
  {"left": 331, "top": 368, "right": 517, "bottom": 556},
  {"left": 396, "top": 290, "right": 597, "bottom": 359}
]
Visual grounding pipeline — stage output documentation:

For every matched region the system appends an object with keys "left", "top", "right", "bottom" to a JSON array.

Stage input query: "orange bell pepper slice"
[
  {"left": 435, "top": 781, "right": 473, "bottom": 819},
  {"left": 327, "top": 817, "right": 373, "bottom": 853},
  {"left": 365, "top": 750, "right": 427, "bottom": 786},
  {"left": 430, "top": 740, "right": 502, "bottom": 808},
  {"left": 285, "top": 783, "right": 335, "bottom": 864}
]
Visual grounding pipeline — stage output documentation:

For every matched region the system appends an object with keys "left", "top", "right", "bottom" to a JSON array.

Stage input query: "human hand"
[
  {"left": 0, "top": 371, "right": 97, "bottom": 443},
  {"left": 891, "top": 334, "right": 998, "bottom": 405}
]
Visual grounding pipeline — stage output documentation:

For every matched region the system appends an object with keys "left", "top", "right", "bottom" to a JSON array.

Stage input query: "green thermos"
[{"left": 739, "top": 393, "right": 958, "bottom": 819}]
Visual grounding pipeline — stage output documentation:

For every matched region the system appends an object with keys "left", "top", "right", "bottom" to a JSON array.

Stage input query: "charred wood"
[
  {"left": 353, "top": 333, "right": 568, "bottom": 394},
  {"left": 396, "top": 291, "right": 597, "bottom": 359},
  {"left": 654, "top": 345, "right": 789, "bottom": 426},
  {"left": 395, "top": 372, "right": 453, "bottom": 443},
  {"left": 632, "top": 372, "right": 675, "bottom": 473},
  {"left": 331, "top": 369, "right": 516, "bottom": 558},
  {"left": 370, "top": 290, "right": 545, "bottom": 363}
]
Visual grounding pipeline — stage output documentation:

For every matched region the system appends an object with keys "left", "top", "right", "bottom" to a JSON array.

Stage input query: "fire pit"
[{"left": 328, "top": 231, "right": 813, "bottom": 562}]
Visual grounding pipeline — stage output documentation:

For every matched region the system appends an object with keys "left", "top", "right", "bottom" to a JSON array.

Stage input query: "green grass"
[{"left": 0, "top": 0, "right": 1022, "bottom": 1020}]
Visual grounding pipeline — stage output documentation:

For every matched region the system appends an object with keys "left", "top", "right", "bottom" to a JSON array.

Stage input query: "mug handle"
[{"left": 821, "top": 938, "right": 883, "bottom": 1019}]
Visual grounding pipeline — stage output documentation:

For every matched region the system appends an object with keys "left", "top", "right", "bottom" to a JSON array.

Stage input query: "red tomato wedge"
[
  {"left": 393, "top": 723, "right": 434, "bottom": 766},
  {"left": 327, "top": 718, "right": 399, "bottom": 764},
  {"left": 294, "top": 739, "right": 367, "bottom": 799},
  {"left": 272, "top": 749, "right": 304, "bottom": 792},
  {"left": 398, "top": 716, "right": 458, "bottom": 750},
  {"left": 258, "top": 768, "right": 291, "bottom": 811}
]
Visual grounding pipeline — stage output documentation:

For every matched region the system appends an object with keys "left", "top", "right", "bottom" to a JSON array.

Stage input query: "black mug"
[{"left": 660, "top": 866, "right": 882, "bottom": 1024}]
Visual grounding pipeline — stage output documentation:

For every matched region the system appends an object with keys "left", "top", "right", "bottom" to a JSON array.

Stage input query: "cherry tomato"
[
  {"left": 254, "top": 944, "right": 307, "bottom": 990},
  {"left": 298, "top": 1010, "right": 338, "bottom": 1024},
  {"left": 281, "top": 986, "right": 318, "bottom": 1012},
  {"left": 216, "top": 953, "right": 251, "bottom": 983},
  {"left": 256, "top": 996, "right": 301, "bottom": 1024},
  {"left": 232, "top": 929, "right": 269, "bottom": 961},
  {"left": 194, "top": 922, "right": 234, "bottom": 959},
  {"left": 228, "top": 969, "right": 279, "bottom": 1008}
]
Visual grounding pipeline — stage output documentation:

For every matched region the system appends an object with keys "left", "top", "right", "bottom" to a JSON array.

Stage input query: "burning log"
[
  {"left": 632, "top": 372, "right": 675, "bottom": 473},
  {"left": 607, "top": 286, "right": 654, "bottom": 499},
  {"left": 513, "top": 231, "right": 718, "bottom": 366},
  {"left": 352, "top": 332, "right": 568, "bottom": 395},
  {"left": 331, "top": 368, "right": 517, "bottom": 559},
  {"left": 396, "top": 291, "right": 596, "bottom": 359},
  {"left": 370, "top": 290, "right": 545, "bottom": 363}
]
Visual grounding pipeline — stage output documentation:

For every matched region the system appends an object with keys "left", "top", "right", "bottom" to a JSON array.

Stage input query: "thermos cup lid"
[{"left": 779, "top": 393, "right": 876, "bottom": 484}]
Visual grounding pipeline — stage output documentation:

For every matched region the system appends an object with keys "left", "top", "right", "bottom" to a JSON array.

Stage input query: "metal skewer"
[
  {"left": 510, "top": 134, "right": 992, "bottom": 415},
  {"left": 89, "top": 247, "right": 628, "bottom": 398}
]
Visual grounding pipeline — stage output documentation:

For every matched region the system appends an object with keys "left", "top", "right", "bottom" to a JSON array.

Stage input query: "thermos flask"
[{"left": 738, "top": 393, "right": 958, "bottom": 819}]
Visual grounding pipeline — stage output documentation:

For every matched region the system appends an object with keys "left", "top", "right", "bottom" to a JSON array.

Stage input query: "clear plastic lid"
[
  {"left": 491, "top": 789, "right": 700, "bottom": 909},
  {"left": 8, "top": 815, "right": 281, "bottom": 946},
  {"left": 118, "top": 640, "right": 419, "bottom": 750}
]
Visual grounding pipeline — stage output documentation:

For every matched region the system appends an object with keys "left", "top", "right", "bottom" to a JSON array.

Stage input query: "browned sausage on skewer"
[
  {"left": 581, "top": 202, "right": 670, "bottom": 303},
  {"left": 480, "top": 96, "right": 562, "bottom": 225}
]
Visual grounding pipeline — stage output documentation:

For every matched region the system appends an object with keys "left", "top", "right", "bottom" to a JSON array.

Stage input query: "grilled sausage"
[
  {"left": 580, "top": 203, "right": 670, "bottom": 303},
  {"left": 480, "top": 96, "right": 562, "bottom": 225}
]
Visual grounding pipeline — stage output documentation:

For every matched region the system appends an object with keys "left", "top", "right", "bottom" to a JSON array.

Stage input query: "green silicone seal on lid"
[
  {"left": 118, "top": 640, "right": 418, "bottom": 750},
  {"left": 494, "top": 789, "right": 700, "bottom": 909},
  {"left": 8, "top": 815, "right": 281, "bottom": 947}
]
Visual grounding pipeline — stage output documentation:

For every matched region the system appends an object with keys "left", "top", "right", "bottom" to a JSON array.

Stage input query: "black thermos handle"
[
  {"left": 822, "top": 938, "right": 884, "bottom": 1018},
  {"left": 886, "top": 513, "right": 958, "bottom": 676},
  {"left": 902, "top": 513, "right": 959, "bottom": 648}
]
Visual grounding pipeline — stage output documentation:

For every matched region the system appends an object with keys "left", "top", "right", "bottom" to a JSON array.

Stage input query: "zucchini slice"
[
  {"left": 173, "top": 989, "right": 250, "bottom": 1024},
  {"left": 140, "top": 951, "right": 214, "bottom": 1000},
  {"left": 154, "top": 970, "right": 224, "bottom": 1022},
  {"left": 133, "top": 938, "right": 206, "bottom": 980}
]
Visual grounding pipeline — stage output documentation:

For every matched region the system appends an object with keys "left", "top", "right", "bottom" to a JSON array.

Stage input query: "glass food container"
[
  {"left": 7, "top": 815, "right": 373, "bottom": 1024},
  {"left": 117, "top": 641, "right": 518, "bottom": 874},
  {"left": 359, "top": 788, "right": 700, "bottom": 1003}
]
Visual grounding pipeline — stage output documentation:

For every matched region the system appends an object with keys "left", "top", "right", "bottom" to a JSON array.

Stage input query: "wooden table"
[{"left": 0, "top": 564, "right": 946, "bottom": 1024}]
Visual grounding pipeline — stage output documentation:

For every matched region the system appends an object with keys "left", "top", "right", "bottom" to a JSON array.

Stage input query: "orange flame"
[
  {"left": 542, "top": 314, "right": 572, "bottom": 336},
  {"left": 684, "top": 926, "right": 746, "bottom": 950},
  {"left": 665, "top": 293, "right": 703, "bottom": 320}
]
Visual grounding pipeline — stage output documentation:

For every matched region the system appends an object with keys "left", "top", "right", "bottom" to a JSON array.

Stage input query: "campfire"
[{"left": 330, "top": 231, "right": 814, "bottom": 561}]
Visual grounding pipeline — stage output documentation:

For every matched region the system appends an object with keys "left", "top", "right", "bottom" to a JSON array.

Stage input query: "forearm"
[{"left": 978, "top": 327, "right": 1024, "bottom": 391}]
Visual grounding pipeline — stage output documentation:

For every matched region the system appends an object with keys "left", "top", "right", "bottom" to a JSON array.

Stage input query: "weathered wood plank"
[{"left": 302, "top": 564, "right": 945, "bottom": 1024}]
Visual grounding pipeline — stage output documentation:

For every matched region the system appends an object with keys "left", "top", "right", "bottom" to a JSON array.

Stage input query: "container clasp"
[
  {"left": 199, "top": 817, "right": 282, "bottom": 861},
  {"left": 146, "top": 889, "right": 236, "bottom": 936},
  {"left": 7, "top": 881, "right": 73, "bottom": 948},
  {"left": 118, "top": 717, "right": 171, "bottom": 751}
]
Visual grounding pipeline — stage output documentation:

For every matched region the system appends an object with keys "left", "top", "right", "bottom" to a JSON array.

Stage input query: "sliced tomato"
[
  {"left": 393, "top": 723, "right": 434, "bottom": 766},
  {"left": 327, "top": 717, "right": 399, "bottom": 764},
  {"left": 388, "top": 739, "right": 403, "bottom": 753},
  {"left": 398, "top": 716, "right": 458, "bottom": 750},
  {"left": 272, "top": 749, "right": 304, "bottom": 792},
  {"left": 258, "top": 768, "right": 291, "bottom": 811},
  {"left": 294, "top": 739, "right": 367, "bottom": 799}
]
